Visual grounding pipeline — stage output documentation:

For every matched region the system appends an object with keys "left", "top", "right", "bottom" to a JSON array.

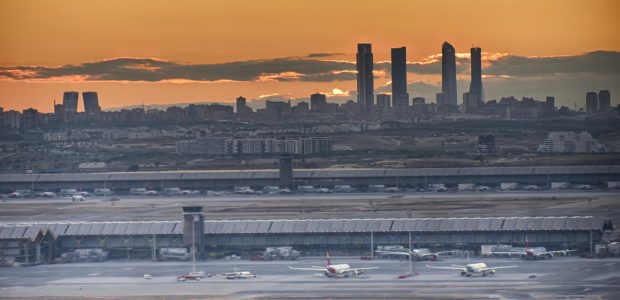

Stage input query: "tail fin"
[
  {"left": 525, "top": 235, "right": 529, "bottom": 248},
  {"left": 326, "top": 251, "right": 332, "bottom": 266}
]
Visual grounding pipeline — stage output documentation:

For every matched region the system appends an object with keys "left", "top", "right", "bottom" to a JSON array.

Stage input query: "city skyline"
[{"left": 1, "top": 0, "right": 619, "bottom": 112}]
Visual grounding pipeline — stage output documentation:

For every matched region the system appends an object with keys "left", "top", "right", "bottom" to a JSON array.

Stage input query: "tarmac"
[{"left": 1, "top": 256, "right": 620, "bottom": 299}]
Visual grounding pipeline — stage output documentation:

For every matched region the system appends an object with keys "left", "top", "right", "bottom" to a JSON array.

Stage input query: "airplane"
[
  {"left": 75, "top": 191, "right": 91, "bottom": 197},
  {"left": 234, "top": 186, "right": 256, "bottom": 195},
  {"left": 524, "top": 185, "right": 540, "bottom": 191},
  {"left": 492, "top": 246, "right": 576, "bottom": 260},
  {"left": 491, "top": 237, "right": 577, "bottom": 260},
  {"left": 377, "top": 248, "right": 455, "bottom": 261},
  {"left": 223, "top": 271, "right": 256, "bottom": 279},
  {"left": 289, "top": 252, "right": 378, "bottom": 278},
  {"left": 477, "top": 186, "right": 492, "bottom": 192},
  {"left": 426, "top": 262, "right": 518, "bottom": 277},
  {"left": 71, "top": 195, "right": 85, "bottom": 202},
  {"left": 143, "top": 190, "right": 158, "bottom": 196},
  {"left": 38, "top": 191, "right": 57, "bottom": 197},
  {"left": 179, "top": 189, "right": 200, "bottom": 196},
  {"left": 9, "top": 192, "right": 22, "bottom": 198}
]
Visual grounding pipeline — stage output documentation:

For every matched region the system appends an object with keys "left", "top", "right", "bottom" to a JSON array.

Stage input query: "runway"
[{"left": 1, "top": 256, "right": 619, "bottom": 299}]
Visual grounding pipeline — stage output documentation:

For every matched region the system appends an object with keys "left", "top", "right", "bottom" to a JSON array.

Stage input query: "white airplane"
[
  {"left": 75, "top": 191, "right": 91, "bottom": 197},
  {"left": 426, "top": 262, "right": 518, "bottom": 277},
  {"left": 71, "top": 195, "right": 85, "bottom": 202},
  {"left": 477, "top": 186, "right": 492, "bottom": 192},
  {"left": 491, "top": 237, "right": 577, "bottom": 260},
  {"left": 493, "top": 246, "right": 576, "bottom": 260},
  {"left": 223, "top": 271, "right": 256, "bottom": 279},
  {"left": 179, "top": 189, "right": 200, "bottom": 196},
  {"left": 234, "top": 187, "right": 256, "bottom": 195},
  {"left": 38, "top": 191, "right": 57, "bottom": 197},
  {"left": 289, "top": 252, "right": 378, "bottom": 278},
  {"left": 378, "top": 248, "right": 455, "bottom": 261}
]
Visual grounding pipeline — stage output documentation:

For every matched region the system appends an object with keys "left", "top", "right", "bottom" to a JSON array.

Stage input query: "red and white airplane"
[
  {"left": 492, "top": 237, "right": 577, "bottom": 260},
  {"left": 289, "top": 252, "right": 378, "bottom": 278}
]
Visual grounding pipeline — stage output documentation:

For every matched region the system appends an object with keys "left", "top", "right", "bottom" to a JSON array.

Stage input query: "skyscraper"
[
  {"left": 391, "top": 47, "right": 409, "bottom": 108},
  {"left": 310, "top": 93, "right": 327, "bottom": 111},
  {"left": 356, "top": 43, "right": 374, "bottom": 110},
  {"left": 62, "top": 91, "right": 79, "bottom": 113},
  {"left": 598, "top": 90, "right": 611, "bottom": 113},
  {"left": 376, "top": 93, "right": 391, "bottom": 112},
  {"left": 82, "top": 92, "right": 101, "bottom": 114},
  {"left": 236, "top": 96, "right": 248, "bottom": 114},
  {"left": 441, "top": 42, "right": 458, "bottom": 107},
  {"left": 586, "top": 92, "right": 598, "bottom": 114},
  {"left": 469, "top": 47, "right": 484, "bottom": 104}
]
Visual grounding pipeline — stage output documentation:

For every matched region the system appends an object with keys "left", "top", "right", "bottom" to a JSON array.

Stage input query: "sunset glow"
[{"left": 0, "top": 0, "right": 618, "bottom": 111}]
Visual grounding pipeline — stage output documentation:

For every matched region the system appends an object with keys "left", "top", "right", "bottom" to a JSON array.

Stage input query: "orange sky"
[{"left": 1, "top": 0, "right": 619, "bottom": 112}]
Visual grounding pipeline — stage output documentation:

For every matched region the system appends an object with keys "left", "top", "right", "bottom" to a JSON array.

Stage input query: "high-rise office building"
[
  {"left": 356, "top": 43, "right": 374, "bottom": 110},
  {"left": 310, "top": 93, "right": 327, "bottom": 111},
  {"left": 546, "top": 96, "right": 555, "bottom": 112},
  {"left": 376, "top": 94, "right": 391, "bottom": 110},
  {"left": 469, "top": 47, "right": 484, "bottom": 104},
  {"left": 82, "top": 92, "right": 101, "bottom": 114},
  {"left": 441, "top": 42, "right": 458, "bottom": 107},
  {"left": 586, "top": 92, "right": 598, "bottom": 114},
  {"left": 62, "top": 91, "right": 79, "bottom": 113},
  {"left": 391, "top": 47, "right": 409, "bottom": 108},
  {"left": 236, "top": 96, "right": 248, "bottom": 114},
  {"left": 598, "top": 90, "right": 611, "bottom": 112}
]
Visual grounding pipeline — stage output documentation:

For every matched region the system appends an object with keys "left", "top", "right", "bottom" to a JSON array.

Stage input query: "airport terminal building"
[{"left": 0, "top": 214, "right": 605, "bottom": 264}]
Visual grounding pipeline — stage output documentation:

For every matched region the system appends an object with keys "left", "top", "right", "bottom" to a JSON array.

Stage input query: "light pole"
[{"left": 192, "top": 215, "right": 197, "bottom": 273}]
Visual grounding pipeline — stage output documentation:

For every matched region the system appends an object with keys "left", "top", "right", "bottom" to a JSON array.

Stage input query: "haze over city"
[{"left": 1, "top": 0, "right": 619, "bottom": 112}]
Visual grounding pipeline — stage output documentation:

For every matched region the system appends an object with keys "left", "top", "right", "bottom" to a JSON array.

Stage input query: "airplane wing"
[
  {"left": 435, "top": 250, "right": 456, "bottom": 256},
  {"left": 425, "top": 264, "right": 466, "bottom": 271},
  {"left": 546, "top": 249, "right": 577, "bottom": 255},
  {"left": 288, "top": 266, "right": 327, "bottom": 272},
  {"left": 349, "top": 267, "right": 379, "bottom": 271},
  {"left": 482, "top": 265, "right": 518, "bottom": 271}
]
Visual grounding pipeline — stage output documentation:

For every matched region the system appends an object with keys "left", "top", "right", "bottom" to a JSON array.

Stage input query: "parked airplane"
[
  {"left": 223, "top": 271, "right": 256, "bottom": 279},
  {"left": 491, "top": 237, "right": 577, "bottom": 260},
  {"left": 289, "top": 252, "right": 378, "bottom": 278},
  {"left": 38, "top": 191, "right": 57, "bottom": 197},
  {"left": 426, "top": 262, "right": 518, "bottom": 277},
  {"left": 492, "top": 246, "right": 576, "bottom": 260},
  {"left": 234, "top": 186, "right": 257, "bottom": 195},
  {"left": 378, "top": 248, "right": 455, "bottom": 261},
  {"left": 71, "top": 195, "right": 85, "bottom": 202}
]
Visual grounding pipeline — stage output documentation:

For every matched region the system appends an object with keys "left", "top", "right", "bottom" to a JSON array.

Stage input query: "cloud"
[
  {"left": 0, "top": 51, "right": 618, "bottom": 108},
  {"left": 0, "top": 56, "right": 356, "bottom": 83},
  {"left": 306, "top": 53, "right": 345, "bottom": 58},
  {"left": 484, "top": 51, "right": 620, "bottom": 77},
  {"left": 2, "top": 51, "right": 618, "bottom": 83}
]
